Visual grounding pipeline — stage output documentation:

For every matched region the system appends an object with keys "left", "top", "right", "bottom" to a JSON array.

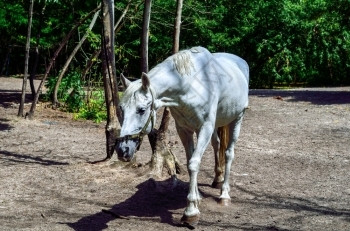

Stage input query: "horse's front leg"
[{"left": 181, "top": 122, "right": 214, "bottom": 226}]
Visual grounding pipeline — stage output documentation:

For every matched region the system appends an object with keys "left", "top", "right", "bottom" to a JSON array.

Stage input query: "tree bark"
[
  {"left": 149, "top": 107, "right": 184, "bottom": 177},
  {"left": 84, "top": 1, "right": 133, "bottom": 162},
  {"left": 29, "top": 2, "right": 46, "bottom": 100},
  {"left": 101, "top": 0, "right": 121, "bottom": 161},
  {"left": 81, "top": 0, "right": 131, "bottom": 84},
  {"left": 140, "top": 0, "right": 152, "bottom": 73},
  {"left": 147, "top": 0, "right": 184, "bottom": 178},
  {"left": 173, "top": 0, "right": 183, "bottom": 54},
  {"left": 52, "top": 8, "right": 100, "bottom": 107},
  {"left": 29, "top": 46, "right": 39, "bottom": 99},
  {"left": 18, "top": 0, "right": 34, "bottom": 117},
  {"left": 26, "top": 5, "right": 101, "bottom": 119}
]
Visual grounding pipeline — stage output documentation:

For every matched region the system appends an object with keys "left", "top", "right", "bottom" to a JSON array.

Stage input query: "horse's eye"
[{"left": 137, "top": 107, "right": 146, "bottom": 115}]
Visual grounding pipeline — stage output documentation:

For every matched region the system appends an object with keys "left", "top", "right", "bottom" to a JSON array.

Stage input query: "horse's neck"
[{"left": 149, "top": 64, "right": 182, "bottom": 100}]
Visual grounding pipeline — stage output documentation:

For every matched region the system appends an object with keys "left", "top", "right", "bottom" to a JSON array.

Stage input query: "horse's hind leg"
[
  {"left": 219, "top": 114, "right": 244, "bottom": 205},
  {"left": 211, "top": 128, "right": 225, "bottom": 189}
]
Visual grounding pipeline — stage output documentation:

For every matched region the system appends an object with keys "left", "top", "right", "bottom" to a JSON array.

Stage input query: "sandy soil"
[{"left": 0, "top": 76, "right": 350, "bottom": 230}]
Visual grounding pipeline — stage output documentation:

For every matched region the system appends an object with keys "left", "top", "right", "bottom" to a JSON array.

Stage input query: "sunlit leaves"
[{"left": 1, "top": 0, "right": 349, "bottom": 87}]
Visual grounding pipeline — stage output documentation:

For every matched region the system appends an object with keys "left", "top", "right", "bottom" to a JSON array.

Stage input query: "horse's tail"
[{"left": 217, "top": 125, "right": 229, "bottom": 174}]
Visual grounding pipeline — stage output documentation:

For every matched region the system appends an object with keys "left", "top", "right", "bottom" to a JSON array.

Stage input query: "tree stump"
[{"left": 148, "top": 107, "right": 184, "bottom": 178}]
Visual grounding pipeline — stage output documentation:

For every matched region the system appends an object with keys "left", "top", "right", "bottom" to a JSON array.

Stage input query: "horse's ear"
[
  {"left": 120, "top": 73, "right": 131, "bottom": 89},
  {"left": 141, "top": 72, "right": 150, "bottom": 90}
]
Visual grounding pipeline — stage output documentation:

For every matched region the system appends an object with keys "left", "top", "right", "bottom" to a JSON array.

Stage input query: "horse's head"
[{"left": 116, "top": 73, "right": 156, "bottom": 162}]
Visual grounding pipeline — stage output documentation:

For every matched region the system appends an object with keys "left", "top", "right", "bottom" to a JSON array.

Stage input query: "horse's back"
[
  {"left": 213, "top": 52, "right": 249, "bottom": 84},
  {"left": 158, "top": 47, "right": 249, "bottom": 128}
]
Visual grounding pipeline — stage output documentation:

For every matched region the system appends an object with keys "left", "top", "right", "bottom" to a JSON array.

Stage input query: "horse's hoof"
[
  {"left": 218, "top": 198, "right": 231, "bottom": 206},
  {"left": 211, "top": 181, "right": 224, "bottom": 189},
  {"left": 181, "top": 214, "right": 200, "bottom": 227}
]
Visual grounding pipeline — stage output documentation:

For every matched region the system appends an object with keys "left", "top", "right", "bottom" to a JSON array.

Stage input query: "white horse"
[{"left": 116, "top": 46, "right": 249, "bottom": 226}]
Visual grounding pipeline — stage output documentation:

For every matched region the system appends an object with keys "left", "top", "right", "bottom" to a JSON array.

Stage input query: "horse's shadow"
[{"left": 68, "top": 178, "right": 192, "bottom": 231}]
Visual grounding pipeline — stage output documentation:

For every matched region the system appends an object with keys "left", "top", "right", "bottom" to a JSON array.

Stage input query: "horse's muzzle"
[
  {"left": 116, "top": 147, "right": 131, "bottom": 162},
  {"left": 115, "top": 138, "right": 141, "bottom": 162}
]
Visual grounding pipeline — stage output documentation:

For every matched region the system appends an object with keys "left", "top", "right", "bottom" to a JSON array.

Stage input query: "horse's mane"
[
  {"left": 121, "top": 80, "right": 156, "bottom": 107},
  {"left": 172, "top": 49, "right": 195, "bottom": 77},
  {"left": 120, "top": 82, "right": 140, "bottom": 106}
]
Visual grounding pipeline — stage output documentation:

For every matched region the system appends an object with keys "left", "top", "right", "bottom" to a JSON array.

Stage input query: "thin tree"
[
  {"left": 18, "top": 0, "right": 34, "bottom": 117},
  {"left": 101, "top": 0, "right": 121, "bottom": 160},
  {"left": 52, "top": 7, "right": 100, "bottom": 107},
  {"left": 144, "top": 0, "right": 184, "bottom": 177},
  {"left": 26, "top": 5, "right": 101, "bottom": 119},
  {"left": 81, "top": 49, "right": 101, "bottom": 84},
  {"left": 173, "top": 0, "right": 183, "bottom": 54},
  {"left": 29, "top": 2, "right": 46, "bottom": 100},
  {"left": 82, "top": 1, "right": 132, "bottom": 106},
  {"left": 27, "top": 1, "right": 50, "bottom": 101},
  {"left": 140, "top": 0, "right": 152, "bottom": 74}
]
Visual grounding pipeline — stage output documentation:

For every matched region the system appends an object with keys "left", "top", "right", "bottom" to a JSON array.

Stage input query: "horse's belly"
[
  {"left": 215, "top": 99, "right": 247, "bottom": 127},
  {"left": 170, "top": 95, "right": 247, "bottom": 131}
]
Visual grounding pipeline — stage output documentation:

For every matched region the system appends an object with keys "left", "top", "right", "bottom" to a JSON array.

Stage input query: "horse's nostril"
[{"left": 124, "top": 147, "right": 129, "bottom": 156}]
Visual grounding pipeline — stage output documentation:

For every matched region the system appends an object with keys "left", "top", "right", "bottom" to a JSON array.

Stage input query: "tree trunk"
[
  {"left": 84, "top": 1, "right": 133, "bottom": 162},
  {"left": 26, "top": 5, "right": 101, "bottom": 119},
  {"left": 0, "top": 47, "right": 12, "bottom": 76},
  {"left": 140, "top": 0, "right": 152, "bottom": 73},
  {"left": 29, "top": 2, "right": 46, "bottom": 100},
  {"left": 18, "top": 0, "right": 34, "bottom": 117},
  {"left": 149, "top": 107, "right": 184, "bottom": 177},
  {"left": 101, "top": 0, "right": 121, "bottom": 161},
  {"left": 52, "top": 8, "right": 100, "bottom": 107},
  {"left": 29, "top": 46, "right": 39, "bottom": 99},
  {"left": 173, "top": 0, "right": 183, "bottom": 54},
  {"left": 147, "top": 0, "right": 184, "bottom": 178},
  {"left": 81, "top": 0, "right": 131, "bottom": 84}
]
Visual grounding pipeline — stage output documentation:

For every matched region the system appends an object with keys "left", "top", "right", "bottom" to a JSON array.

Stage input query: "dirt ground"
[{"left": 0, "top": 76, "right": 349, "bottom": 231}]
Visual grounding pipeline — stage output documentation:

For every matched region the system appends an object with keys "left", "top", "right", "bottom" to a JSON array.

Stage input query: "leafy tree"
[{"left": 1, "top": 0, "right": 349, "bottom": 107}]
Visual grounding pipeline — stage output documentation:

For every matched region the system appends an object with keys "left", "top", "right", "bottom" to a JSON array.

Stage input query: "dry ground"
[{"left": 0, "top": 76, "right": 350, "bottom": 230}]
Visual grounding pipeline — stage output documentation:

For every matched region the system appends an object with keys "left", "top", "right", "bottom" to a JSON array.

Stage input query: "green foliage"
[
  {"left": 45, "top": 71, "right": 83, "bottom": 112},
  {"left": 86, "top": 30, "right": 101, "bottom": 50},
  {"left": 199, "top": 0, "right": 350, "bottom": 87},
  {"left": 1, "top": 0, "right": 349, "bottom": 98},
  {"left": 74, "top": 90, "right": 107, "bottom": 123},
  {"left": 1, "top": 0, "right": 349, "bottom": 123},
  {"left": 45, "top": 73, "right": 107, "bottom": 123}
]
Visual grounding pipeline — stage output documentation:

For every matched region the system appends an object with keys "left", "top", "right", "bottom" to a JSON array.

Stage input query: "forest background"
[{"left": 0, "top": 0, "right": 349, "bottom": 120}]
